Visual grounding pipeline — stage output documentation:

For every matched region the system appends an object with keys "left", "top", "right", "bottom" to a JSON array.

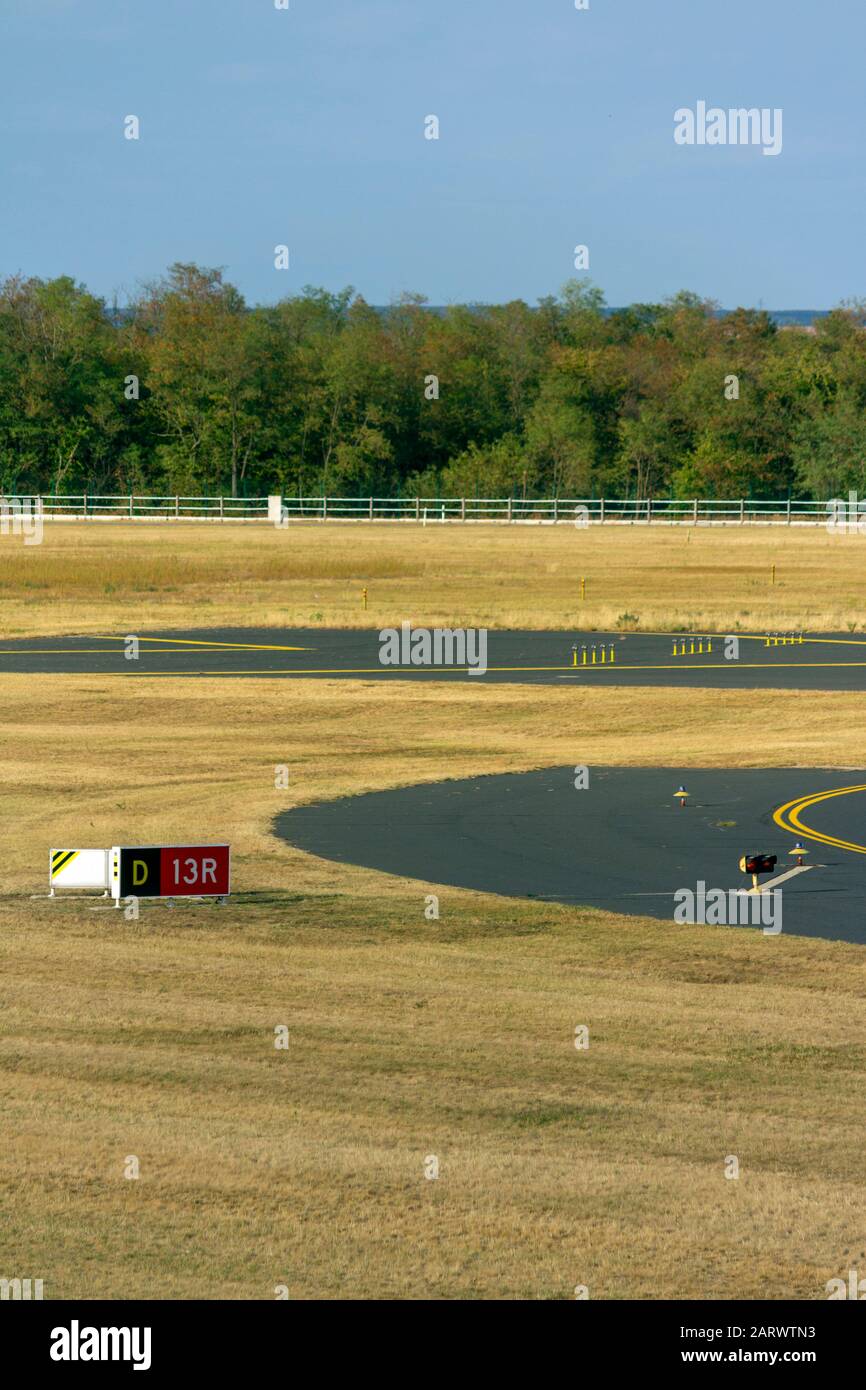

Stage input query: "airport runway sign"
[{"left": 112, "top": 844, "right": 230, "bottom": 900}]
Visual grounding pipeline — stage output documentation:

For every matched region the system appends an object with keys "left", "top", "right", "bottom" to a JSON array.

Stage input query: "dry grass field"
[
  {"left": 1, "top": 521, "right": 865, "bottom": 636},
  {"left": 2, "top": 672, "right": 866, "bottom": 1300}
]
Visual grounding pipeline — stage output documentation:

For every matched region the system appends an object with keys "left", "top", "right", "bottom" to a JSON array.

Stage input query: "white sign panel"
[{"left": 49, "top": 848, "right": 108, "bottom": 890}]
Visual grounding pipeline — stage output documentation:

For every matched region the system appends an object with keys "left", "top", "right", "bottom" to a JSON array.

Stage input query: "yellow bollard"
[
  {"left": 698, "top": 638, "right": 704, "bottom": 654},
  {"left": 680, "top": 640, "right": 687, "bottom": 655},
  {"left": 609, "top": 644, "right": 615, "bottom": 664},
  {"left": 600, "top": 646, "right": 607, "bottom": 664},
  {"left": 572, "top": 646, "right": 578, "bottom": 667},
  {"left": 672, "top": 641, "right": 678, "bottom": 657},
  {"left": 581, "top": 646, "right": 587, "bottom": 666},
  {"left": 591, "top": 646, "right": 597, "bottom": 665},
  {"left": 707, "top": 638, "right": 713, "bottom": 653}
]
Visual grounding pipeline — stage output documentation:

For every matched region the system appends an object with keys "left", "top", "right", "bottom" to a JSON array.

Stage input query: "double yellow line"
[{"left": 773, "top": 784, "right": 866, "bottom": 856}]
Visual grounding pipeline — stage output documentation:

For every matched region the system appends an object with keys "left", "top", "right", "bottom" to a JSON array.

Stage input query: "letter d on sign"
[{"left": 133, "top": 859, "right": 148, "bottom": 886}]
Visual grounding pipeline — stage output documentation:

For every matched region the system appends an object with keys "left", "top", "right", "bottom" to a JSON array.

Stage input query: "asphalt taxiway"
[
  {"left": 275, "top": 767, "right": 866, "bottom": 944},
  {"left": 2, "top": 628, "right": 866, "bottom": 688}
]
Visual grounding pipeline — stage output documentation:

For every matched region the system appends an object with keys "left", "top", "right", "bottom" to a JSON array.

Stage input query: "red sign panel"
[
  {"left": 159, "top": 845, "right": 230, "bottom": 896},
  {"left": 117, "top": 844, "right": 230, "bottom": 898}
]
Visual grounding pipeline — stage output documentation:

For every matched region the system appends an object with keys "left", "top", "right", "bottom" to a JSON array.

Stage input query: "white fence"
[{"left": 0, "top": 494, "right": 843, "bottom": 525}]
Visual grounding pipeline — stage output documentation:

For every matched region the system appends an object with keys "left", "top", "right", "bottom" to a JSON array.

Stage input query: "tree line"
[{"left": 1, "top": 262, "right": 865, "bottom": 500}]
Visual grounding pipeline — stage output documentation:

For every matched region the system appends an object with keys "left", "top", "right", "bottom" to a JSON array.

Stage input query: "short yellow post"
[
  {"left": 581, "top": 646, "right": 587, "bottom": 666},
  {"left": 672, "top": 640, "right": 677, "bottom": 657},
  {"left": 572, "top": 645, "right": 578, "bottom": 667},
  {"left": 609, "top": 644, "right": 615, "bottom": 664},
  {"left": 591, "top": 645, "right": 597, "bottom": 665},
  {"left": 580, "top": 577, "right": 586, "bottom": 602},
  {"left": 707, "top": 638, "right": 713, "bottom": 653},
  {"left": 600, "top": 646, "right": 607, "bottom": 664},
  {"left": 689, "top": 639, "right": 695, "bottom": 655},
  {"left": 362, "top": 587, "right": 368, "bottom": 611}
]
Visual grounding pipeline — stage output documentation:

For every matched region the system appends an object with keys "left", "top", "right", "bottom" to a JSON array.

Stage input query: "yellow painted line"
[
  {"left": 92, "top": 635, "right": 310, "bottom": 651},
  {"left": 3, "top": 658, "right": 866, "bottom": 676},
  {"left": 773, "top": 785, "right": 866, "bottom": 856},
  {"left": 624, "top": 630, "right": 866, "bottom": 647},
  {"left": 561, "top": 660, "right": 866, "bottom": 671},
  {"left": 0, "top": 647, "right": 279, "bottom": 654},
  {"left": 135, "top": 667, "right": 495, "bottom": 676},
  {"left": 126, "top": 660, "right": 866, "bottom": 676}
]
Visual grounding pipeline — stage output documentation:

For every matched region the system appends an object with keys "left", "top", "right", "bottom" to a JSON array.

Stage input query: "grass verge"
[
  {"left": 1, "top": 676, "right": 865, "bottom": 1299},
  {"left": 2, "top": 522, "right": 865, "bottom": 636}
]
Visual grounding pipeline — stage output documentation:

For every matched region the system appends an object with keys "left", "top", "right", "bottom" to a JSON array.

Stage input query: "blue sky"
[{"left": 2, "top": 0, "right": 863, "bottom": 309}]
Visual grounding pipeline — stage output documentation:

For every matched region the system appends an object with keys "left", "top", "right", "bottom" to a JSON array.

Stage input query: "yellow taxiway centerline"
[
  {"left": 92, "top": 635, "right": 311, "bottom": 651},
  {"left": 117, "top": 660, "right": 866, "bottom": 675},
  {"left": 773, "top": 784, "right": 866, "bottom": 856},
  {"left": 0, "top": 647, "right": 300, "bottom": 655}
]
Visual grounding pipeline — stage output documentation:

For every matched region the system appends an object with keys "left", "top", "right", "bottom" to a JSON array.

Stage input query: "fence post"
[
  {"left": 82, "top": 491, "right": 87, "bottom": 520},
  {"left": 415, "top": 497, "right": 420, "bottom": 521},
  {"left": 323, "top": 496, "right": 328, "bottom": 520},
  {"left": 786, "top": 498, "right": 791, "bottom": 525},
  {"left": 600, "top": 497, "right": 605, "bottom": 525},
  {"left": 740, "top": 498, "right": 744, "bottom": 525},
  {"left": 220, "top": 496, "right": 224, "bottom": 522},
  {"left": 175, "top": 495, "right": 179, "bottom": 519},
  {"left": 369, "top": 496, "right": 373, "bottom": 520},
  {"left": 693, "top": 498, "right": 698, "bottom": 525},
  {"left": 508, "top": 497, "right": 513, "bottom": 523},
  {"left": 553, "top": 496, "right": 558, "bottom": 524}
]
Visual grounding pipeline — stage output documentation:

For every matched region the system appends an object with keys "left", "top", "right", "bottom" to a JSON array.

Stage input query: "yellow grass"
[
  {"left": 1, "top": 521, "right": 864, "bottom": 636},
  {"left": 2, "top": 675, "right": 865, "bottom": 1299}
]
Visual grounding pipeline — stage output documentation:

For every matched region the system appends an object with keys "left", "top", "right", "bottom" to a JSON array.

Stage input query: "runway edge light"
[
  {"left": 791, "top": 842, "right": 809, "bottom": 866},
  {"left": 674, "top": 785, "right": 689, "bottom": 808}
]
